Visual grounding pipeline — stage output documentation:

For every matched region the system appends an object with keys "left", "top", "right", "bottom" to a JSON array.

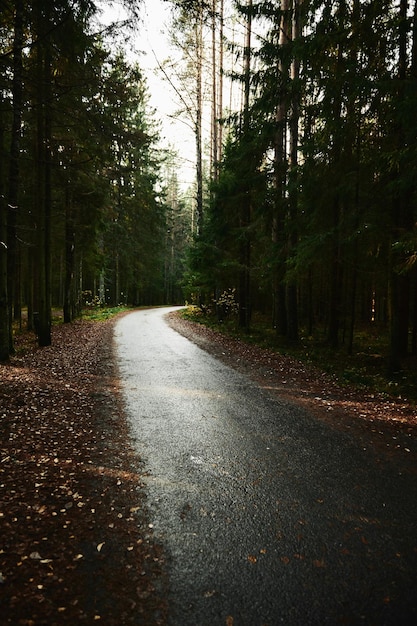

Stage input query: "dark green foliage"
[
  {"left": 184, "top": 0, "right": 417, "bottom": 374},
  {"left": 0, "top": 0, "right": 173, "bottom": 353}
]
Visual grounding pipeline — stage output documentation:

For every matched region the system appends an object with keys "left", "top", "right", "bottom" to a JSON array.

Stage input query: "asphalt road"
[{"left": 114, "top": 307, "right": 417, "bottom": 626}]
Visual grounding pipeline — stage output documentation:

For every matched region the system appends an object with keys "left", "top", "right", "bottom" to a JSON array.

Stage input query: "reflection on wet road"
[{"left": 115, "top": 307, "right": 417, "bottom": 626}]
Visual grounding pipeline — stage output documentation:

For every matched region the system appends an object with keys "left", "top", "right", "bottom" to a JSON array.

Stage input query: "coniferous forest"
[
  {"left": 1, "top": 0, "right": 417, "bottom": 379},
  {"left": 0, "top": 0, "right": 180, "bottom": 359}
]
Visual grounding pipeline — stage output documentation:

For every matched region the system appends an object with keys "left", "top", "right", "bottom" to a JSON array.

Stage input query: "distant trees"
[{"left": 0, "top": 0, "right": 171, "bottom": 358}]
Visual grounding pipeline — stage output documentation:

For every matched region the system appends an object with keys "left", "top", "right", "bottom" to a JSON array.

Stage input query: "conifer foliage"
[
  {"left": 0, "top": 0, "right": 169, "bottom": 358},
  {"left": 185, "top": 0, "right": 417, "bottom": 372}
]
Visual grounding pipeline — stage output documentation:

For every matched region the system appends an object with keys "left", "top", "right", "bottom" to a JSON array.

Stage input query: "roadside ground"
[
  {"left": 0, "top": 316, "right": 167, "bottom": 625},
  {"left": 1, "top": 309, "right": 416, "bottom": 625}
]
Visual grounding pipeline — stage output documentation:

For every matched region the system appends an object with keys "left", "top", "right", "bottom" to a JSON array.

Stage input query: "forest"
[
  {"left": 1, "top": 0, "right": 417, "bottom": 378},
  {"left": 0, "top": 0, "right": 190, "bottom": 360}
]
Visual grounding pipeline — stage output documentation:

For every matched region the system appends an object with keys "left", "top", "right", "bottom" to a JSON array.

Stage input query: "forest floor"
[
  {"left": 1, "top": 309, "right": 416, "bottom": 625},
  {"left": 0, "top": 314, "right": 167, "bottom": 625},
  {"left": 167, "top": 312, "right": 417, "bottom": 465}
]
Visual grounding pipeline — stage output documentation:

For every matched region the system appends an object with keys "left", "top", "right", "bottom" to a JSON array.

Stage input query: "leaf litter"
[
  {"left": 0, "top": 318, "right": 167, "bottom": 625},
  {"left": 2, "top": 310, "right": 416, "bottom": 624},
  {"left": 168, "top": 312, "right": 417, "bottom": 470}
]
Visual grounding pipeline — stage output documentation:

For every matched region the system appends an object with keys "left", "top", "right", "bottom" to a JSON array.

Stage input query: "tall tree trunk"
[
  {"left": 327, "top": 1, "right": 347, "bottom": 349},
  {"left": 7, "top": 0, "right": 24, "bottom": 353},
  {"left": 211, "top": 0, "right": 218, "bottom": 182},
  {"left": 272, "top": 0, "right": 290, "bottom": 336},
  {"left": 34, "top": 0, "right": 52, "bottom": 347},
  {"left": 238, "top": 0, "right": 252, "bottom": 331},
  {"left": 387, "top": 0, "right": 412, "bottom": 372},
  {"left": 63, "top": 182, "right": 75, "bottom": 323},
  {"left": 0, "top": 93, "right": 9, "bottom": 360},
  {"left": 218, "top": 0, "right": 224, "bottom": 163},
  {"left": 286, "top": 0, "right": 302, "bottom": 342},
  {"left": 210, "top": 0, "right": 224, "bottom": 179},
  {"left": 195, "top": 2, "right": 204, "bottom": 236}
]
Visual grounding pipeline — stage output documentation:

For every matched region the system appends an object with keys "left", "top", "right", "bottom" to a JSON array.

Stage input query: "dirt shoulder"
[{"left": 0, "top": 317, "right": 167, "bottom": 625}]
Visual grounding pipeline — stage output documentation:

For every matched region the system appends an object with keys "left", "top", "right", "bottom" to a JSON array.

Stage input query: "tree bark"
[
  {"left": 7, "top": 0, "right": 24, "bottom": 353},
  {"left": 327, "top": 1, "right": 346, "bottom": 349},
  {"left": 272, "top": 0, "right": 290, "bottom": 336},
  {"left": 238, "top": 0, "right": 252, "bottom": 331},
  {"left": 34, "top": 0, "right": 52, "bottom": 347},
  {"left": 0, "top": 93, "right": 9, "bottom": 360},
  {"left": 286, "top": 0, "right": 302, "bottom": 342},
  {"left": 387, "top": 0, "right": 412, "bottom": 372},
  {"left": 195, "top": 2, "right": 204, "bottom": 236},
  {"left": 63, "top": 182, "right": 75, "bottom": 323},
  {"left": 211, "top": 0, "right": 218, "bottom": 181}
]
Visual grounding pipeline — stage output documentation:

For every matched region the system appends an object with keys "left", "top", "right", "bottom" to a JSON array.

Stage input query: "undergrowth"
[
  {"left": 180, "top": 306, "right": 417, "bottom": 403},
  {"left": 81, "top": 305, "right": 132, "bottom": 322}
]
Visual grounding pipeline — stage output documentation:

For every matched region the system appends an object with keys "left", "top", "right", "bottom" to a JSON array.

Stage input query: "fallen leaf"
[
  {"left": 313, "top": 559, "right": 326, "bottom": 568},
  {"left": 280, "top": 556, "right": 290, "bottom": 565},
  {"left": 97, "top": 542, "right": 105, "bottom": 553},
  {"left": 247, "top": 555, "right": 257, "bottom": 564}
]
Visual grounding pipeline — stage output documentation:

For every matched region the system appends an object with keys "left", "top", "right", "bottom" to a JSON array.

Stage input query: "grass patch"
[{"left": 81, "top": 305, "right": 133, "bottom": 322}]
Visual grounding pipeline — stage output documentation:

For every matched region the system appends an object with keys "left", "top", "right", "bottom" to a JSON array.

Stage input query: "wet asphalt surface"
[{"left": 115, "top": 307, "right": 417, "bottom": 626}]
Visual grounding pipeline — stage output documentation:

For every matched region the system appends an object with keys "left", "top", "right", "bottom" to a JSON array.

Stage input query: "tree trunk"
[
  {"left": 34, "top": 0, "right": 52, "bottom": 347},
  {"left": 328, "top": 198, "right": 343, "bottom": 348},
  {"left": 218, "top": 0, "right": 224, "bottom": 163},
  {"left": 0, "top": 93, "right": 9, "bottom": 361},
  {"left": 387, "top": 0, "right": 413, "bottom": 372},
  {"left": 286, "top": 0, "right": 302, "bottom": 342},
  {"left": 7, "top": 0, "right": 24, "bottom": 353},
  {"left": 63, "top": 183, "right": 75, "bottom": 323},
  {"left": 211, "top": 0, "right": 218, "bottom": 181},
  {"left": 195, "top": 4, "right": 204, "bottom": 236},
  {"left": 238, "top": 0, "right": 252, "bottom": 331},
  {"left": 272, "top": 0, "right": 290, "bottom": 336},
  {"left": 327, "top": 2, "right": 346, "bottom": 349}
]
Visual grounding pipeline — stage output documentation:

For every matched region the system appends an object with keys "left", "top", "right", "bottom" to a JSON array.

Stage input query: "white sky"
[
  {"left": 98, "top": 0, "right": 196, "bottom": 190},
  {"left": 140, "top": 0, "right": 197, "bottom": 187},
  {"left": 98, "top": 0, "right": 252, "bottom": 192}
]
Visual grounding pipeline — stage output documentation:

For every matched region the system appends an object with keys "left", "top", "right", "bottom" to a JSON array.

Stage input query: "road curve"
[{"left": 114, "top": 307, "right": 417, "bottom": 626}]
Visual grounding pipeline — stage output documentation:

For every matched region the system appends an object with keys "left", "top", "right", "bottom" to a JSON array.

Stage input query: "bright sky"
[
  {"left": 98, "top": 0, "right": 196, "bottom": 189},
  {"left": 98, "top": 0, "right": 251, "bottom": 192},
  {"left": 140, "top": 0, "right": 196, "bottom": 187}
]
